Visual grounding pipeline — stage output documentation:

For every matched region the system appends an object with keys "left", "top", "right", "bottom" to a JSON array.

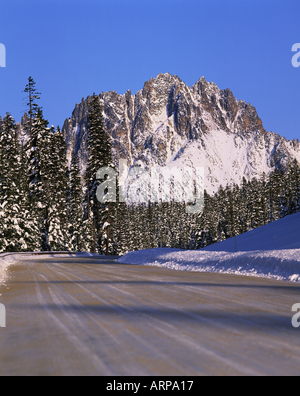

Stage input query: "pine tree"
[
  {"left": 284, "top": 159, "right": 300, "bottom": 215},
  {"left": 22, "top": 76, "right": 41, "bottom": 138},
  {"left": 108, "top": 176, "right": 127, "bottom": 255},
  {"left": 222, "top": 185, "right": 236, "bottom": 238},
  {"left": 215, "top": 185, "right": 227, "bottom": 242},
  {"left": 248, "top": 178, "right": 260, "bottom": 229},
  {"left": 68, "top": 150, "right": 85, "bottom": 251},
  {"left": 23, "top": 77, "right": 46, "bottom": 246},
  {"left": 47, "top": 126, "right": 69, "bottom": 251},
  {"left": 17, "top": 138, "right": 39, "bottom": 252},
  {"left": 291, "top": 159, "right": 300, "bottom": 213},
  {"left": 0, "top": 113, "right": 39, "bottom": 251},
  {"left": 197, "top": 190, "right": 216, "bottom": 247},
  {"left": 110, "top": 201, "right": 124, "bottom": 255},
  {"left": 84, "top": 93, "right": 114, "bottom": 254},
  {"left": 125, "top": 204, "right": 138, "bottom": 252},
  {"left": 269, "top": 169, "right": 284, "bottom": 222},
  {"left": 25, "top": 108, "right": 50, "bottom": 250},
  {"left": 0, "top": 113, "right": 20, "bottom": 251},
  {"left": 131, "top": 204, "right": 145, "bottom": 250},
  {"left": 239, "top": 177, "right": 251, "bottom": 234},
  {"left": 257, "top": 173, "right": 269, "bottom": 226},
  {"left": 145, "top": 201, "right": 155, "bottom": 249},
  {"left": 81, "top": 203, "right": 96, "bottom": 253}
]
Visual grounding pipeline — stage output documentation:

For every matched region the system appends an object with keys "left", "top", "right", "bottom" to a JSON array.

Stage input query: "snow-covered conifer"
[
  {"left": 84, "top": 93, "right": 114, "bottom": 254},
  {"left": 68, "top": 149, "right": 84, "bottom": 251}
]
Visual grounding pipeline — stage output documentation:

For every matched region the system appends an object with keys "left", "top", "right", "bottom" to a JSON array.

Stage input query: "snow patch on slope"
[{"left": 163, "top": 129, "right": 274, "bottom": 194}]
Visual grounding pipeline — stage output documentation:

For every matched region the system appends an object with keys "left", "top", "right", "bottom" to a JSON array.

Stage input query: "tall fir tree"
[
  {"left": 0, "top": 113, "right": 21, "bottom": 251},
  {"left": 22, "top": 76, "right": 41, "bottom": 138},
  {"left": 25, "top": 107, "right": 51, "bottom": 250},
  {"left": 84, "top": 93, "right": 114, "bottom": 254},
  {"left": 0, "top": 113, "right": 39, "bottom": 252},
  {"left": 269, "top": 168, "right": 284, "bottom": 222},
  {"left": 68, "top": 149, "right": 85, "bottom": 251},
  {"left": 239, "top": 177, "right": 251, "bottom": 234},
  {"left": 284, "top": 159, "right": 300, "bottom": 215},
  {"left": 47, "top": 126, "right": 69, "bottom": 251}
]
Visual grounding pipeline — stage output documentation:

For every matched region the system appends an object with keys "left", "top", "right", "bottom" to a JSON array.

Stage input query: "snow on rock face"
[{"left": 62, "top": 73, "right": 300, "bottom": 195}]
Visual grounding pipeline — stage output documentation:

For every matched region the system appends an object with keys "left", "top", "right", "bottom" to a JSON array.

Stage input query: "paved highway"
[{"left": 0, "top": 254, "right": 300, "bottom": 376}]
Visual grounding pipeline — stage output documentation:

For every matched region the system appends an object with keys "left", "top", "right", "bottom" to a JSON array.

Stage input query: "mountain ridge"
[{"left": 61, "top": 72, "right": 300, "bottom": 195}]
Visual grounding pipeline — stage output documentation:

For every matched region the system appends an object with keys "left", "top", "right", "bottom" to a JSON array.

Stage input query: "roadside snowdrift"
[{"left": 117, "top": 213, "right": 300, "bottom": 282}]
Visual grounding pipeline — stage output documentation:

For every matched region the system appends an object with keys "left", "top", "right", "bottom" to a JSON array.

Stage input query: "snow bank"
[
  {"left": 0, "top": 253, "right": 19, "bottom": 285},
  {"left": 117, "top": 213, "right": 300, "bottom": 282},
  {"left": 117, "top": 248, "right": 300, "bottom": 282}
]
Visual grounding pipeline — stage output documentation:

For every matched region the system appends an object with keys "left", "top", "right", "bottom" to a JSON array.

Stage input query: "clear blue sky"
[{"left": 0, "top": 0, "right": 299, "bottom": 141}]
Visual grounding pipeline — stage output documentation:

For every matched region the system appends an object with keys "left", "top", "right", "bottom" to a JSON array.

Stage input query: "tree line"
[{"left": 0, "top": 77, "right": 299, "bottom": 254}]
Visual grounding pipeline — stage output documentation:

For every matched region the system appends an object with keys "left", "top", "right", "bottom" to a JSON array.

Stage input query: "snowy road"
[{"left": 0, "top": 254, "right": 300, "bottom": 376}]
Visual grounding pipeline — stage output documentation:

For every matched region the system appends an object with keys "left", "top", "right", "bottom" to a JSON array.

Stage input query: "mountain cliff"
[{"left": 62, "top": 73, "right": 300, "bottom": 195}]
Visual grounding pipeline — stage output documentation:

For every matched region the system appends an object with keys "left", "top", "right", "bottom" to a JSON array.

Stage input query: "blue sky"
[{"left": 0, "top": 0, "right": 299, "bottom": 141}]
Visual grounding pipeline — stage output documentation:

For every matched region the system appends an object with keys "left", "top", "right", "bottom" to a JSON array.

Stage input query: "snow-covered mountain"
[{"left": 62, "top": 73, "right": 300, "bottom": 195}]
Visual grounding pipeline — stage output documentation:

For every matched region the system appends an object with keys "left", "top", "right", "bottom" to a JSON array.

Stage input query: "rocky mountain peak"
[{"left": 62, "top": 74, "right": 300, "bottom": 195}]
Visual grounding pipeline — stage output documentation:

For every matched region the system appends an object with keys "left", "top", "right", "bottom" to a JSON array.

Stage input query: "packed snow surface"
[
  {"left": 0, "top": 252, "right": 99, "bottom": 285},
  {"left": 117, "top": 212, "right": 300, "bottom": 282}
]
